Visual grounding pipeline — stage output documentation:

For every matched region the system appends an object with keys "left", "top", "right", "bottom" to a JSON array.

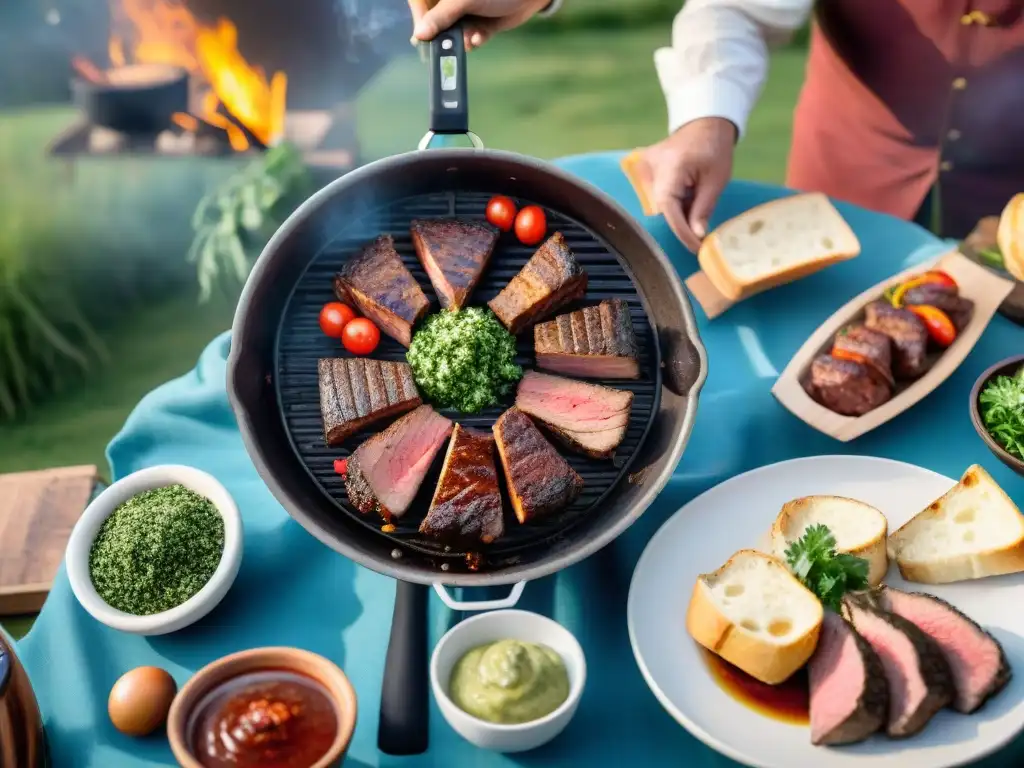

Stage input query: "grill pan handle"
[
  {"left": 378, "top": 581, "right": 430, "bottom": 755},
  {"left": 433, "top": 582, "right": 526, "bottom": 612},
  {"left": 418, "top": 21, "right": 484, "bottom": 151}
]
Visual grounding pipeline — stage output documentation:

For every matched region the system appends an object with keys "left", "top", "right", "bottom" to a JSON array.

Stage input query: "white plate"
[{"left": 627, "top": 456, "right": 1024, "bottom": 768}]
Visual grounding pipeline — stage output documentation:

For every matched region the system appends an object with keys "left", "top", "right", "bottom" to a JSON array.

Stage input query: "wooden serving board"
[{"left": 0, "top": 466, "right": 100, "bottom": 615}]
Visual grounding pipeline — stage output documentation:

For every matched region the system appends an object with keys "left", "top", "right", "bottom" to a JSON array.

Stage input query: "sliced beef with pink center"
[
  {"left": 808, "top": 611, "right": 888, "bottom": 746},
  {"left": 843, "top": 596, "right": 954, "bottom": 737},
  {"left": 876, "top": 587, "right": 1012, "bottom": 714},
  {"left": 345, "top": 405, "right": 453, "bottom": 522}
]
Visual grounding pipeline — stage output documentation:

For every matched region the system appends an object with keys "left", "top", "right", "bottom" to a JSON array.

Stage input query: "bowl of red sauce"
[{"left": 167, "top": 648, "right": 357, "bottom": 768}]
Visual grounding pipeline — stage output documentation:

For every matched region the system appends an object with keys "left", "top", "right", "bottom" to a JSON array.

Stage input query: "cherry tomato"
[
  {"left": 342, "top": 317, "right": 381, "bottom": 356},
  {"left": 485, "top": 195, "right": 517, "bottom": 232},
  {"left": 906, "top": 304, "right": 957, "bottom": 347},
  {"left": 319, "top": 302, "right": 356, "bottom": 338},
  {"left": 514, "top": 205, "right": 547, "bottom": 246},
  {"left": 334, "top": 458, "right": 348, "bottom": 476}
]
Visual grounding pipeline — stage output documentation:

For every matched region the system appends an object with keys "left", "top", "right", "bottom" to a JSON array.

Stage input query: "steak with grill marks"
[
  {"left": 803, "top": 354, "right": 892, "bottom": 416},
  {"left": 842, "top": 595, "right": 954, "bottom": 738},
  {"left": 318, "top": 358, "right": 421, "bottom": 446},
  {"left": 514, "top": 370, "right": 633, "bottom": 458},
  {"left": 872, "top": 587, "right": 1012, "bottom": 714},
  {"left": 808, "top": 611, "right": 889, "bottom": 746},
  {"left": 344, "top": 405, "right": 453, "bottom": 523},
  {"left": 534, "top": 299, "right": 640, "bottom": 379},
  {"left": 488, "top": 232, "right": 587, "bottom": 334},
  {"left": 420, "top": 424, "right": 504, "bottom": 546},
  {"left": 333, "top": 234, "right": 430, "bottom": 347},
  {"left": 410, "top": 218, "right": 499, "bottom": 310},
  {"left": 864, "top": 301, "right": 930, "bottom": 379},
  {"left": 492, "top": 407, "right": 583, "bottom": 524}
]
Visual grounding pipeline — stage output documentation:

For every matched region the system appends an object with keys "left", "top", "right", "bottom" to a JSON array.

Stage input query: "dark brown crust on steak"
[
  {"left": 343, "top": 453, "right": 380, "bottom": 517},
  {"left": 318, "top": 358, "right": 421, "bottom": 446},
  {"left": 533, "top": 299, "right": 640, "bottom": 378},
  {"left": 804, "top": 354, "right": 892, "bottom": 416},
  {"left": 410, "top": 218, "right": 499, "bottom": 309},
  {"left": 488, "top": 232, "right": 587, "bottom": 334},
  {"left": 902, "top": 284, "right": 975, "bottom": 333},
  {"left": 832, "top": 325, "right": 895, "bottom": 387},
  {"left": 492, "top": 407, "right": 583, "bottom": 523},
  {"left": 864, "top": 300, "right": 930, "bottom": 379}
]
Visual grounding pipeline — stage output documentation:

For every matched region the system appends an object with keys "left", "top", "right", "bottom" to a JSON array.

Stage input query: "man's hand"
[
  {"left": 408, "top": 0, "right": 551, "bottom": 50},
  {"left": 642, "top": 117, "right": 737, "bottom": 253}
]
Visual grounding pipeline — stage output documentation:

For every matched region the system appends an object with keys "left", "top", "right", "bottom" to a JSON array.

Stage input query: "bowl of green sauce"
[
  {"left": 65, "top": 465, "right": 243, "bottom": 636},
  {"left": 430, "top": 609, "right": 586, "bottom": 753}
]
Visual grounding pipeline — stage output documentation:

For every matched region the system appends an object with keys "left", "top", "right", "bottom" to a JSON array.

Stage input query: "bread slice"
[
  {"left": 620, "top": 149, "right": 658, "bottom": 216},
  {"left": 997, "top": 192, "right": 1024, "bottom": 282},
  {"left": 698, "top": 193, "right": 861, "bottom": 302},
  {"left": 687, "top": 549, "right": 824, "bottom": 685},
  {"left": 888, "top": 465, "right": 1024, "bottom": 584},
  {"left": 771, "top": 496, "right": 889, "bottom": 587}
]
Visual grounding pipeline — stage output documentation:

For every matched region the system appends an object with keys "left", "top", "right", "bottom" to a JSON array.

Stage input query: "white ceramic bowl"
[
  {"left": 65, "top": 465, "right": 243, "bottom": 636},
  {"left": 430, "top": 609, "right": 586, "bottom": 753}
]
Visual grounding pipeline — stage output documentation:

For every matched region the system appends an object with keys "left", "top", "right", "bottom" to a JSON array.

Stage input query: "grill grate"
[{"left": 274, "top": 190, "right": 661, "bottom": 565}]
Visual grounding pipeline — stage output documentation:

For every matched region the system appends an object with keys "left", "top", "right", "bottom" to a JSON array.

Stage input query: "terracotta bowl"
[
  {"left": 969, "top": 354, "right": 1024, "bottom": 477},
  {"left": 167, "top": 647, "right": 358, "bottom": 768}
]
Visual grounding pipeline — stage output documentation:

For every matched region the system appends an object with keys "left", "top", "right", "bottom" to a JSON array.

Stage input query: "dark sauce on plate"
[{"left": 701, "top": 649, "right": 810, "bottom": 724}]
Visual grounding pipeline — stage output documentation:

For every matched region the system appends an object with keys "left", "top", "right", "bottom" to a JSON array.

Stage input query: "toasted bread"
[
  {"left": 771, "top": 496, "right": 889, "bottom": 587},
  {"left": 888, "top": 465, "right": 1024, "bottom": 584},
  {"left": 687, "top": 549, "right": 823, "bottom": 685},
  {"left": 620, "top": 149, "right": 658, "bottom": 217},
  {"left": 697, "top": 193, "right": 861, "bottom": 302},
  {"left": 997, "top": 193, "right": 1024, "bottom": 282}
]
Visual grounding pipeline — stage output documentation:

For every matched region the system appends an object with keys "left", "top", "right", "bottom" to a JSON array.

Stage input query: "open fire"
[{"left": 74, "top": 0, "right": 287, "bottom": 151}]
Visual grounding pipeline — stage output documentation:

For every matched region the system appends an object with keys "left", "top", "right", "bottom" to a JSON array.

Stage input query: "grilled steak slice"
[
  {"left": 864, "top": 301, "right": 930, "bottom": 379},
  {"left": 534, "top": 299, "right": 640, "bottom": 379},
  {"left": 842, "top": 596, "right": 954, "bottom": 738},
  {"left": 902, "top": 284, "right": 975, "bottom": 333},
  {"left": 318, "top": 358, "right": 421, "bottom": 446},
  {"left": 493, "top": 407, "right": 583, "bottom": 523},
  {"left": 420, "top": 424, "right": 504, "bottom": 546},
  {"left": 808, "top": 611, "right": 888, "bottom": 746},
  {"left": 874, "top": 587, "right": 1011, "bottom": 714},
  {"left": 514, "top": 370, "right": 633, "bottom": 458},
  {"left": 410, "top": 218, "right": 499, "bottom": 310},
  {"left": 333, "top": 234, "right": 430, "bottom": 347},
  {"left": 345, "top": 405, "right": 453, "bottom": 522},
  {"left": 832, "top": 325, "right": 895, "bottom": 387},
  {"left": 804, "top": 354, "right": 892, "bottom": 416},
  {"left": 488, "top": 232, "right": 587, "bottom": 334}
]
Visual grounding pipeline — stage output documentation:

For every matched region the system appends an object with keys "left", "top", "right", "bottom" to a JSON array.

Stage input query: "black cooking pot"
[
  {"left": 72, "top": 64, "right": 188, "bottom": 134},
  {"left": 227, "top": 22, "right": 706, "bottom": 755}
]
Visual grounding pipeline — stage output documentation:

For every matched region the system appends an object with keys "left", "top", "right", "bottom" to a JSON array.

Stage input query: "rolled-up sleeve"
[{"left": 654, "top": 0, "right": 813, "bottom": 139}]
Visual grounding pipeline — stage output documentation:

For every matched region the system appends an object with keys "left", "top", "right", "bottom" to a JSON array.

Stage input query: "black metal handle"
[
  {"left": 428, "top": 21, "right": 469, "bottom": 135},
  {"left": 378, "top": 581, "right": 430, "bottom": 755},
  {"left": 660, "top": 328, "right": 705, "bottom": 397},
  {"left": 0, "top": 650, "right": 10, "bottom": 698}
]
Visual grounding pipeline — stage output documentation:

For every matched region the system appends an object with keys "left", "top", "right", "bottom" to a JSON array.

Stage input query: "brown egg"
[{"left": 108, "top": 666, "right": 178, "bottom": 737}]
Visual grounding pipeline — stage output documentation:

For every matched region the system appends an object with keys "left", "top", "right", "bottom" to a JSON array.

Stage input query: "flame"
[{"left": 105, "top": 0, "right": 287, "bottom": 149}]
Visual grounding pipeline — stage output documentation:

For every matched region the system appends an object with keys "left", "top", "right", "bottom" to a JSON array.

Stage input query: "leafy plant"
[
  {"left": 188, "top": 142, "right": 315, "bottom": 302},
  {"left": 784, "top": 524, "right": 870, "bottom": 611},
  {"left": 979, "top": 366, "right": 1024, "bottom": 461}
]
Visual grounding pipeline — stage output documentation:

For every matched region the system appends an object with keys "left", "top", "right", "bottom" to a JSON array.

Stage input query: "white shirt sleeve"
[
  {"left": 537, "top": 0, "right": 564, "bottom": 18},
  {"left": 654, "top": 0, "right": 813, "bottom": 139}
]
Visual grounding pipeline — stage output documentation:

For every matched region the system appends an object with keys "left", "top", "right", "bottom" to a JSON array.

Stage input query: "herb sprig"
[
  {"left": 784, "top": 524, "right": 870, "bottom": 611},
  {"left": 979, "top": 365, "right": 1024, "bottom": 461}
]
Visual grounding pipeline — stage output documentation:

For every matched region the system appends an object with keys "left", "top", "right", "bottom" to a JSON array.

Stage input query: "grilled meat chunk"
[
  {"left": 902, "top": 284, "right": 975, "bottom": 333},
  {"left": 345, "top": 405, "right": 453, "bottom": 522},
  {"left": 318, "top": 358, "right": 421, "bottom": 446},
  {"left": 804, "top": 354, "right": 892, "bottom": 416},
  {"left": 410, "top": 218, "right": 499, "bottom": 310},
  {"left": 333, "top": 234, "right": 430, "bottom": 347},
  {"left": 534, "top": 299, "right": 640, "bottom": 379},
  {"left": 832, "top": 325, "right": 894, "bottom": 387},
  {"left": 864, "top": 300, "right": 930, "bottom": 379},
  {"left": 420, "top": 424, "right": 504, "bottom": 546},
  {"left": 515, "top": 370, "right": 633, "bottom": 458},
  {"left": 873, "top": 587, "right": 1012, "bottom": 714},
  {"left": 808, "top": 611, "right": 889, "bottom": 746},
  {"left": 492, "top": 407, "right": 583, "bottom": 524},
  {"left": 842, "top": 595, "right": 954, "bottom": 738},
  {"left": 488, "top": 232, "right": 587, "bottom": 334}
]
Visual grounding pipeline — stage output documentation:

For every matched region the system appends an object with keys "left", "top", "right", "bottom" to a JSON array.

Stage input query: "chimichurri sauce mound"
[{"left": 407, "top": 307, "right": 522, "bottom": 414}]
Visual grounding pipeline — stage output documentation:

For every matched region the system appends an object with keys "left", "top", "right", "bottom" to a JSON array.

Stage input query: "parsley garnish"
[
  {"left": 784, "top": 524, "right": 870, "bottom": 611},
  {"left": 979, "top": 366, "right": 1024, "bottom": 461}
]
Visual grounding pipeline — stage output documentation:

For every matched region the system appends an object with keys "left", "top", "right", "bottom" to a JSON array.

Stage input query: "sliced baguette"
[
  {"left": 698, "top": 193, "right": 861, "bottom": 302},
  {"left": 888, "top": 465, "right": 1024, "bottom": 584},
  {"left": 770, "top": 496, "right": 889, "bottom": 587},
  {"left": 997, "top": 192, "right": 1024, "bottom": 282},
  {"left": 687, "top": 549, "right": 823, "bottom": 685}
]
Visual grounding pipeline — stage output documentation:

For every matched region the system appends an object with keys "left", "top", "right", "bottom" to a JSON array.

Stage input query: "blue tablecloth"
[{"left": 19, "top": 151, "right": 1024, "bottom": 767}]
